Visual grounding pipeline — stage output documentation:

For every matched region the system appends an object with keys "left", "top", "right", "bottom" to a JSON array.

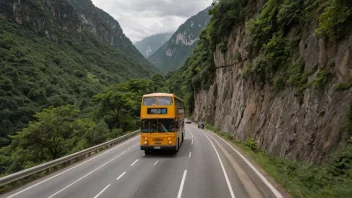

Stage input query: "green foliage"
[
  {"left": 0, "top": 17, "right": 157, "bottom": 145},
  {"left": 317, "top": 0, "right": 352, "bottom": 40},
  {"left": 343, "top": 105, "right": 352, "bottom": 137},
  {"left": 335, "top": 80, "right": 352, "bottom": 91},
  {"left": 0, "top": 77, "right": 162, "bottom": 176},
  {"left": 219, "top": 42, "right": 228, "bottom": 54},
  {"left": 244, "top": 138, "right": 259, "bottom": 152},
  {"left": 0, "top": 105, "right": 106, "bottom": 174},
  {"left": 312, "top": 70, "right": 332, "bottom": 89}
]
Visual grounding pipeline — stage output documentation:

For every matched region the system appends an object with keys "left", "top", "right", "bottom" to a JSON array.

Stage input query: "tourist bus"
[{"left": 140, "top": 93, "right": 185, "bottom": 154}]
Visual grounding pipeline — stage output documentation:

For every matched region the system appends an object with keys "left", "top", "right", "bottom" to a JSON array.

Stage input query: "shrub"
[
  {"left": 312, "top": 69, "right": 332, "bottom": 89},
  {"left": 317, "top": 0, "right": 352, "bottom": 40}
]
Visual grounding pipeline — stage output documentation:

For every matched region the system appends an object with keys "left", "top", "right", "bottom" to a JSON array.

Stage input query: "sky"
[{"left": 91, "top": 0, "right": 212, "bottom": 43}]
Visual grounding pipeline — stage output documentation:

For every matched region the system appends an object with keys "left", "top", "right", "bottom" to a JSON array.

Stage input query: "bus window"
[
  {"left": 144, "top": 97, "right": 156, "bottom": 106},
  {"left": 158, "top": 119, "right": 175, "bottom": 132},
  {"left": 157, "top": 97, "right": 173, "bottom": 106},
  {"left": 141, "top": 119, "right": 157, "bottom": 132}
]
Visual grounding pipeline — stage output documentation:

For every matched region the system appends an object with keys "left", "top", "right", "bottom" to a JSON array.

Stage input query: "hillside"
[
  {"left": 0, "top": 0, "right": 158, "bottom": 147},
  {"left": 134, "top": 33, "right": 172, "bottom": 57},
  {"left": 163, "top": 0, "right": 352, "bottom": 196},
  {"left": 148, "top": 7, "right": 211, "bottom": 73}
]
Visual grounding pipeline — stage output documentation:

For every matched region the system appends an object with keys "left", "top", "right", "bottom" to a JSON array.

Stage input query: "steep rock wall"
[{"left": 194, "top": 24, "right": 352, "bottom": 163}]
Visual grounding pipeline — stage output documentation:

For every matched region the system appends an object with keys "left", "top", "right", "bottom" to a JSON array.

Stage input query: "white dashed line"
[
  {"left": 93, "top": 183, "right": 111, "bottom": 198},
  {"left": 154, "top": 160, "right": 159, "bottom": 166},
  {"left": 189, "top": 152, "right": 192, "bottom": 158},
  {"left": 130, "top": 159, "right": 139, "bottom": 166},
  {"left": 116, "top": 172, "right": 126, "bottom": 180},
  {"left": 176, "top": 170, "right": 187, "bottom": 198},
  {"left": 7, "top": 137, "right": 138, "bottom": 198},
  {"left": 47, "top": 143, "right": 138, "bottom": 198}
]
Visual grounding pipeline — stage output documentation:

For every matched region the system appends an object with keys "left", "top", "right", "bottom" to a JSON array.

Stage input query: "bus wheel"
[{"left": 144, "top": 150, "right": 151, "bottom": 155}]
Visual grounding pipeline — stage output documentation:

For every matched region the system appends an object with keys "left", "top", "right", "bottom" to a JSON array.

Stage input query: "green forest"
[{"left": 0, "top": 75, "right": 165, "bottom": 176}]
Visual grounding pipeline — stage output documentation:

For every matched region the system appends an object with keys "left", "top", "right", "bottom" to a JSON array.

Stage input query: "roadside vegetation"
[
  {"left": 0, "top": 76, "right": 165, "bottom": 177},
  {"left": 205, "top": 123, "right": 352, "bottom": 198}
]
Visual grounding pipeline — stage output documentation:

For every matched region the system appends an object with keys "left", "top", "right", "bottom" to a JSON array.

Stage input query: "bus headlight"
[
  {"left": 168, "top": 141, "right": 172, "bottom": 144},
  {"left": 168, "top": 137, "right": 171, "bottom": 140},
  {"left": 144, "top": 141, "right": 148, "bottom": 145}
]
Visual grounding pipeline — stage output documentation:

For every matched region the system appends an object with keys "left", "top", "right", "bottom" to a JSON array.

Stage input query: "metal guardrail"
[{"left": 0, "top": 130, "right": 140, "bottom": 188}]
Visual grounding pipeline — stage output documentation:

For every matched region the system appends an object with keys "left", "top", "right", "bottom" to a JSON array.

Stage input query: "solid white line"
[
  {"left": 47, "top": 143, "right": 138, "bottom": 198},
  {"left": 6, "top": 137, "right": 139, "bottom": 198},
  {"left": 176, "top": 170, "right": 187, "bottom": 198},
  {"left": 93, "top": 183, "right": 111, "bottom": 198},
  {"left": 210, "top": 131, "right": 284, "bottom": 198},
  {"left": 116, "top": 172, "right": 126, "bottom": 180},
  {"left": 130, "top": 159, "right": 139, "bottom": 166},
  {"left": 154, "top": 160, "right": 159, "bottom": 166},
  {"left": 189, "top": 152, "right": 192, "bottom": 158},
  {"left": 201, "top": 132, "right": 235, "bottom": 198}
]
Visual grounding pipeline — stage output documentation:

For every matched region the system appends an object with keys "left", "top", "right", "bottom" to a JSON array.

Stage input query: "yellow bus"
[{"left": 140, "top": 93, "right": 185, "bottom": 154}]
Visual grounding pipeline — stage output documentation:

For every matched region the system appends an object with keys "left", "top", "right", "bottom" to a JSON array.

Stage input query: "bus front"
[{"left": 140, "top": 94, "right": 182, "bottom": 154}]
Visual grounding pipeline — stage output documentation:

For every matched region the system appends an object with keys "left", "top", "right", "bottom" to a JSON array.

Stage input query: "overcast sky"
[{"left": 91, "top": 0, "right": 212, "bottom": 42}]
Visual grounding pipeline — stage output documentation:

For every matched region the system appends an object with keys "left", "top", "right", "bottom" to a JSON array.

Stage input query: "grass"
[{"left": 205, "top": 123, "right": 352, "bottom": 198}]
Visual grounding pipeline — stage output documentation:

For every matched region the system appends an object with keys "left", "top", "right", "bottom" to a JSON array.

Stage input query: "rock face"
[
  {"left": 148, "top": 7, "right": 211, "bottom": 74},
  {"left": 0, "top": 0, "right": 153, "bottom": 68},
  {"left": 194, "top": 24, "right": 352, "bottom": 163}
]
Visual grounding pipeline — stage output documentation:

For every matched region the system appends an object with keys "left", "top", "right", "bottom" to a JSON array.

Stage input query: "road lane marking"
[
  {"left": 201, "top": 132, "right": 235, "bottom": 198},
  {"left": 176, "top": 170, "right": 187, "bottom": 198},
  {"left": 47, "top": 144, "right": 138, "bottom": 198},
  {"left": 154, "top": 160, "right": 159, "bottom": 166},
  {"left": 142, "top": 154, "right": 145, "bottom": 156},
  {"left": 93, "top": 183, "right": 111, "bottom": 198},
  {"left": 210, "top": 135, "right": 262, "bottom": 198},
  {"left": 6, "top": 137, "right": 139, "bottom": 198},
  {"left": 208, "top": 131, "right": 284, "bottom": 198},
  {"left": 130, "top": 159, "right": 139, "bottom": 166},
  {"left": 189, "top": 152, "right": 192, "bottom": 158},
  {"left": 116, "top": 172, "right": 126, "bottom": 180}
]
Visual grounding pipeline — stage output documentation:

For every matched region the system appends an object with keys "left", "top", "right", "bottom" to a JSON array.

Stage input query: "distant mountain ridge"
[
  {"left": 135, "top": 33, "right": 173, "bottom": 57},
  {"left": 148, "top": 7, "right": 211, "bottom": 73}
]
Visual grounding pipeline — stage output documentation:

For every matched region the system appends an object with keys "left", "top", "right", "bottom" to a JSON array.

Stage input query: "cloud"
[{"left": 91, "top": 0, "right": 212, "bottom": 42}]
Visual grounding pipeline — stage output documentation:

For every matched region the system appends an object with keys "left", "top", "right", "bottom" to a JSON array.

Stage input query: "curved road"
[{"left": 1, "top": 125, "right": 288, "bottom": 198}]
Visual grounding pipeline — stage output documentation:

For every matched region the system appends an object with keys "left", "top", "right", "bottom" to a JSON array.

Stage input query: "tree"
[
  {"left": 93, "top": 91, "right": 136, "bottom": 131},
  {"left": 9, "top": 105, "right": 92, "bottom": 161}
]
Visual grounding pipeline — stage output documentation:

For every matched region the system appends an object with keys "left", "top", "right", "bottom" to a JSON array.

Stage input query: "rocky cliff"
[
  {"left": 189, "top": 0, "right": 352, "bottom": 163},
  {"left": 148, "top": 7, "right": 211, "bottom": 73},
  {"left": 135, "top": 33, "right": 172, "bottom": 57}
]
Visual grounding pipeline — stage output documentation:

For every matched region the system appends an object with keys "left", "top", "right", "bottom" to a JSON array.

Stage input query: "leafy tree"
[{"left": 93, "top": 91, "right": 136, "bottom": 131}]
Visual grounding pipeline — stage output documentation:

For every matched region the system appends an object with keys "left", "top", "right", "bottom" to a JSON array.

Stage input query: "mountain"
[
  {"left": 0, "top": 0, "right": 158, "bottom": 146},
  {"left": 148, "top": 7, "right": 211, "bottom": 74},
  {"left": 135, "top": 33, "right": 172, "bottom": 57}
]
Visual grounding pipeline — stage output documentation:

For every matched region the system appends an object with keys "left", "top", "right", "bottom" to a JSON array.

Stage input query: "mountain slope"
[
  {"left": 134, "top": 33, "right": 172, "bottom": 57},
  {"left": 70, "top": 0, "right": 156, "bottom": 68},
  {"left": 148, "top": 7, "right": 211, "bottom": 73},
  {"left": 0, "top": 0, "right": 158, "bottom": 146}
]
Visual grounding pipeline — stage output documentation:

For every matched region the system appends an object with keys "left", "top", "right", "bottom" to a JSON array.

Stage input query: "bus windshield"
[{"left": 141, "top": 119, "right": 175, "bottom": 133}]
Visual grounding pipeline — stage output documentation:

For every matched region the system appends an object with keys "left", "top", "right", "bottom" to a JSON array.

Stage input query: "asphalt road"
[{"left": 1, "top": 125, "right": 288, "bottom": 198}]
